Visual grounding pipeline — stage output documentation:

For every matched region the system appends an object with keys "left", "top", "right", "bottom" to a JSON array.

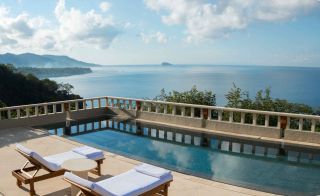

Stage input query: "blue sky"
[{"left": 0, "top": 0, "right": 320, "bottom": 67}]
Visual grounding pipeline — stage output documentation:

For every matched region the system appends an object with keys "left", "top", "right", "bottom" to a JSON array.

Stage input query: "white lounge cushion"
[
  {"left": 64, "top": 172, "right": 94, "bottom": 189},
  {"left": 92, "top": 169, "right": 173, "bottom": 196},
  {"left": 44, "top": 151, "right": 85, "bottom": 171},
  {"left": 16, "top": 144, "right": 33, "bottom": 155},
  {"left": 134, "top": 164, "right": 171, "bottom": 178},
  {"left": 72, "top": 146, "right": 104, "bottom": 160},
  {"left": 31, "top": 151, "right": 60, "bottom": 171},
  {"left": 16, "top": 144, "right": 58, "bottom": 171},
  {"left": 16, "top": 144, "right": 101, "bottom": 171}
]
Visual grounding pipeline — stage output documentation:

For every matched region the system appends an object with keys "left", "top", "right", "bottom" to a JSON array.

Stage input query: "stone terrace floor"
[{"left": 0, "top": 127, "right": 277, "bottom": 196}]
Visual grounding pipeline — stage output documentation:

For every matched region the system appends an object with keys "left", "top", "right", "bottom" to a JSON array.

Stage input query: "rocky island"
[{"left": 161, "top": 62, "right": 172, "bottom": 66}]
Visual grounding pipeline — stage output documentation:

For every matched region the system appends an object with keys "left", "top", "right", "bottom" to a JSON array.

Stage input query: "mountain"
[{"left": 0, "top": 53, "right": 101, "bottom": 68}]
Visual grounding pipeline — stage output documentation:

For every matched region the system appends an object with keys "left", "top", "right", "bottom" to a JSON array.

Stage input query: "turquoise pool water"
[{"left": 46, "top": 118, "right": 320, "bottom": 195}]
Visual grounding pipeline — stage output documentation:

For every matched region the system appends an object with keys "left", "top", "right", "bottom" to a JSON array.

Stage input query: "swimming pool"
[{"left": 44, "top": 117, "right": 320, "bottom": 195}]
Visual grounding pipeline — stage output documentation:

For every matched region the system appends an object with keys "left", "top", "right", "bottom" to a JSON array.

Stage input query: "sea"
[{"left": 51, "top": 64, "right": 320, "bottom": 108}]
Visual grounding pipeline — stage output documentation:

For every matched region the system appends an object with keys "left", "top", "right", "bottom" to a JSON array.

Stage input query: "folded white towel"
[
  {"left": 72, "top": 146, "right": 103, "bottom": 158},
  {"left": 134, "top": 164, "right": 171, "bottom": 179}
]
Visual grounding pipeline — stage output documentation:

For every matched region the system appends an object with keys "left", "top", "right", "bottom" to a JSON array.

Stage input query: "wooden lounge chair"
[
  {"left": 64, "top": 163, "right": 173, "bottom": 196},
  {"left": 12, "top": 144, "right": 105, "bottom": 196}
]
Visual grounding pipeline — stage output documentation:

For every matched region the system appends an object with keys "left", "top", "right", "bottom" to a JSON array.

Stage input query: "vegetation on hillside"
[
  {"left": 225, "top": 83, "right": 314, "bottom": 114},
  {"left": 154, "top": 84, "right": 318, "bottom": 121},
  {"left": 224, "top": 83, "right": 318, "bottom": 127},
  {"left": 153, "top": 86, "right": 215, "bottom": 116},
  {"left": 154, "top": 85, "right": 216, "bottom": 106},
  {"left": 0, "top": 64, "right": 81, "bottom": 107}
]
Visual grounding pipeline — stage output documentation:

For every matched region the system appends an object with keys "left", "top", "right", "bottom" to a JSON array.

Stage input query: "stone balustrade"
[{"left": 1, "top": 96, "right": 320, "bottom": 133}]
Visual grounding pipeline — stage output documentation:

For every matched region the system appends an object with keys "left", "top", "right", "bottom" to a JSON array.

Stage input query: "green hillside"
[{"left": 0, "top": 64, "right": 81, "bottom": 107}]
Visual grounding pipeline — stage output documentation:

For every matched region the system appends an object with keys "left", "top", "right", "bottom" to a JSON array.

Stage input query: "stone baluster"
[
  {"left": 229, "top": 112, "right": 233, "bottom": 122},
  {"left": 218, "top": 110, "right": 222, "bottom": 121},
  {"left": 299, "top": 118, "right": 303, "bottom": 131},
  {"left": 311, "top": 119, "right": 316, "bottom": 132},
  {"left": 35, "top": 106, "right": 39, "bottom": 116},
  {"left": 83, "top": 101, "right": 87, "bottom": 110},
  {"left": 53, "top": 104, "right": 56, "bottom": 114},
  {"left": 164, "top": 105, "right": 168, "bottom": 114},
  {"left": 26, "top": 107, "right": 30, "bottom": 117},
  {"left": 98, "top": 99, "right": 101, "bottom": 108},
  {"left": 277, "top": 116, "right": 281, "bottom": 128},
  {"left": 17, "top": 109, "right": 20, "bottom": 119},
  {"left": 265, "top": 115, "right": 269, "bottom": 127},
  {"left": 181, "top": 107, "right": 185, "bottom": 116},
  {"left": 172, "top": 105, "right": 176, "bottom": 115},
  {"left": 117, "top": 99, "right": 121, "bottom": 108},
  {"left": 208, "top": 109, "right": 212, "bottom": 120},
  {"left": 105, "top": 98, "right": 109, "bottom": 107},
  {"left": 286, "top": 117, "right": 291, "bottom": 129},
  {"left": 44, "top": 105, "right": 48, "bottom": 115},
  {"left": 129, "top": 100, "right": 132, "bottom": 110},
  {"left": 147, "top": 102, "right": 152, "bottom": 112},
  {"left": 191, "top": 107, "right": 195, "bottom": 118},
  {"left": 8, "top": 109, "right": 11, "bottom": 119},
  {"left": 252, "top": 113, "right": 257, "bottom": 125},
  {"left": 61, "top": 104, "right": 65, "bottom": 113},
  {"left": 91, "top": 99, "right": 94, "bottom": 109},
  {"left": 241, "top": 113, "right": 245, "bottom": 124},
  {"left": 75, "top": 101, "right": 79, "bottom": 111}
]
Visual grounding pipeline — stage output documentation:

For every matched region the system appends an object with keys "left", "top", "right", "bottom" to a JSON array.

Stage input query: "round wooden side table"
[{"left": 62, "top": 158, "right": 97, "bottom": 196}]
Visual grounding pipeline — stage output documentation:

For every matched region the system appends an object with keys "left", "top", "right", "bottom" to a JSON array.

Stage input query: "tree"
[{"left": 58, "top": 83, "right": 74, "bottom": 95}]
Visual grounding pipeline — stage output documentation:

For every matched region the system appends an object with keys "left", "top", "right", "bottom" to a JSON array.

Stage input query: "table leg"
[{"left": 70, "top": 171, "right": 88, "bottom": 196}]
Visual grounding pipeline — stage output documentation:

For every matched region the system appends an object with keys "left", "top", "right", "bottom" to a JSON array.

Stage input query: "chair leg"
[
  {"left": 97, "top": 163, "right": 101, "bottom": 176},
  {"left": 163, "top": 184, "right": 168, "bottom": 196},
  {"left": 16, "top": 179, "right": 22, "bottom": 187},
  {"left": 29, "top": 181, "right": 36, "bottom": 196},
  {"left": 96, "top": 160, "right": 102, "bottom": 176}
]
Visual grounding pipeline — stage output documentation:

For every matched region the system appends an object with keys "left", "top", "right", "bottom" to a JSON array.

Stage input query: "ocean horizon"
[{"left": 51, "top": 64, "right": 320, "bottom": 108}]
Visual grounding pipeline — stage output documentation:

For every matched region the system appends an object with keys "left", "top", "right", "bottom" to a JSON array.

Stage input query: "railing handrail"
[{"left": 0, "top": 95, "right": 320, "bottom": 120}]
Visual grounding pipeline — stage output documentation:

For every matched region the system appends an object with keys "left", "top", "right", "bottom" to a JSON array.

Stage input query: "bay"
[{"left": 51, "top": 65, "right": 320, "bottom": 107}]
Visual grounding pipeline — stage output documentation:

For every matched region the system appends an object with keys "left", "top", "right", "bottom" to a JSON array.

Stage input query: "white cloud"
[
  {"left": 144, "top": 0, "right": 319, "bottom": 41},
  {"left": 54, "top": 0, "right": 119, "bottom": 49},
  {"left": 0, "top": 35, "right": 18, "bottom": 46},
  {"left": 8, "top": 13, "right": 35, "bottom": 38},
  {"left": 0, "top": 6, "right": 39, "bottom": 49},
  {"left": 140, "top": 31, "right": 168, "bottom": 44},
  {"left": 150, "top": 141, "right": 191, "bottom": 168},
  {"left": 100, "top": 1, "right": 111, "bottom": 12},
  {"left": 0, "top": 0, "right": 120, "bottom": 51}
]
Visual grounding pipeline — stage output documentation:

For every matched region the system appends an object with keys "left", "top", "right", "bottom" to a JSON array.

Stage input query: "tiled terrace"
[{"left": 0, "top": 127, "right": 276, "bottom": 196}]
